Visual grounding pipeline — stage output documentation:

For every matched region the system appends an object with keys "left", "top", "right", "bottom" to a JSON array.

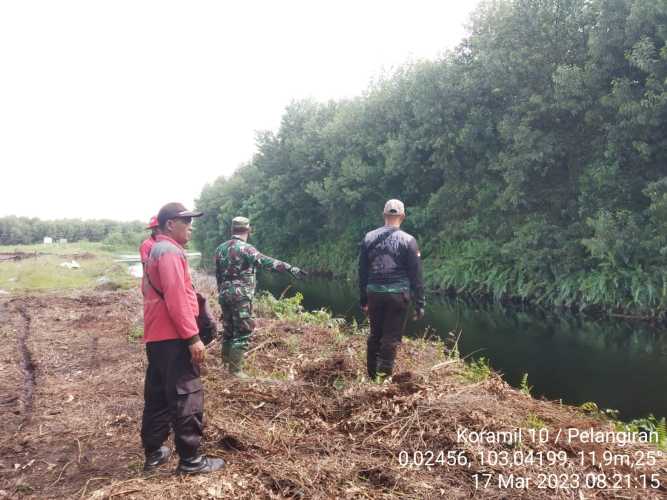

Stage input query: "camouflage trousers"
[{"left": 220, "top": 299, "right": 255, "bottom": 351}]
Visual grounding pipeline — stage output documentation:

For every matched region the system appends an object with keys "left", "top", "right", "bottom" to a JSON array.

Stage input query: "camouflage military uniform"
[{"left": 214, "top": 219, "right": 301, "bottom": 373}]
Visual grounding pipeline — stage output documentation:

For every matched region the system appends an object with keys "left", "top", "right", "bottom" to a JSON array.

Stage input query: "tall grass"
[
  {"left": 424, "top": 240, "right": 667, "bottom": 317},
  {"left": 269, "top": 237, "right": 667, "bottom": 317}
]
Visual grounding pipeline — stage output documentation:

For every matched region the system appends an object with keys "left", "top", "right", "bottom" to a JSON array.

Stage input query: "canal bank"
[{"left": 258, "top": 273, "right": 667, "bottom": 421}]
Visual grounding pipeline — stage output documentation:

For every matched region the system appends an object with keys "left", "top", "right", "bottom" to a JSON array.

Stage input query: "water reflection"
[{"left": 258, "top": 273, "right": 667, "bottom": 420}]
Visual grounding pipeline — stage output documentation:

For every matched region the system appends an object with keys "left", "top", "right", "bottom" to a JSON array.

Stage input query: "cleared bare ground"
[{"left": 1, "top": 284, "right": 666, "bottom": 499}]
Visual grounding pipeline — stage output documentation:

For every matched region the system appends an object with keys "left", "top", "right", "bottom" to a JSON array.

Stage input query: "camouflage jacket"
[{"left": 215, "top": 236, "right": 294, "bottom": 303}]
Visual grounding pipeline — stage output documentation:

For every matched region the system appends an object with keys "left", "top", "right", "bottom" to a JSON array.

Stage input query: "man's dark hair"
[
  {"left": 158, "top": 219, "right": 171, "bottom": 231},
  {"left": 232, "top": 227, "right": 249, "bottom": 235}
]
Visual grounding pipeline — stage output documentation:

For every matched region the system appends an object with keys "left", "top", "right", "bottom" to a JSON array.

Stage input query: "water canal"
[{"left": 258, "top": 273, "right": 667, "bottom": 421}]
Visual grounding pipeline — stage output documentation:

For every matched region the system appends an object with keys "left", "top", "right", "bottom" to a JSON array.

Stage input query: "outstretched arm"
[
  {"left": 245, "top": 245, "right": 301, "bottom": 276},
  {"left": 255, "top": 252, "right": 293, "bottom": 273}
]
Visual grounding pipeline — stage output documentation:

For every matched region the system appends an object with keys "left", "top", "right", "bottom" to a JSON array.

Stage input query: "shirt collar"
[
  {"left": 232, "top": 235, "right": 245, "bottom": 241},
  {"left": 156, "top": 234, "right": 184, "bottom": 249}
]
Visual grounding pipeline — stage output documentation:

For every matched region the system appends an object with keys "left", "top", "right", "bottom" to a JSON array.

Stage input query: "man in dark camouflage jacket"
[
  {"left": 359, "top": 199, "right": 425, "bottom": 382},
  {"left": 215, "top": 216, "right": 305, "bottom": 377}
]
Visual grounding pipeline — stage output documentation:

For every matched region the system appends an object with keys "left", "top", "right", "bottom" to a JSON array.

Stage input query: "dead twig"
[
  {"left": 76, "top": 438, "right": 82, "bottom": 463},
  {"left": 245, "top": 339, "right": 286, "bottom": 357},
  {"left": 110, "top": 488, "right": 141, "bottom": 498},
  {"left": 49, "top": 461, "right": 72, "bottom": 487},
  {"left": 78, "top": 477, "right": 109, "bottom": 499},
  {"left": 278, "top": 285, "right": 293, "bottom": 300},
  {"left": 429, "top": 360, "right": 457, "bottom": 371}
]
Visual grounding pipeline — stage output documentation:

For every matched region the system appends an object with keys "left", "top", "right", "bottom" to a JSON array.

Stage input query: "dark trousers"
[
  {"left": 367, "top": 292, "right": 408, "bottom": 378},
  {"left": 140, "top": 339, "right": 204, "bottom": 460}
]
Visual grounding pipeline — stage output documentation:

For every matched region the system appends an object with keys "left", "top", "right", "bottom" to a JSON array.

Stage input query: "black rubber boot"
[
  {"left": 376, "top": 359, "right": 394, "bottom": 382},
  {"left": 221, "top": 342, "right": 232, "bottom": 370},
  {"left": 377, "top": 344, "right": 397, "bottom": 381},
  {"left": 228, "top": 347, "right": 250, "bottom": 379},
  {"left": 366, "top": 339, "right": 378, "bottom": 380},
  {"left": 177, "top": 455, "right": 225, "bottom": 475},
  {"left": 143, "top": 446, "right": 171, "bottom": 472}
]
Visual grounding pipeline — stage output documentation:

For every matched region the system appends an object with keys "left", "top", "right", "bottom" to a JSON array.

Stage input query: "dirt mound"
[
  {"left": 299, "top": 355, "right": 355, "bottom": 385},
  {"left": 0, "top": 251, "right": 39, "bottom": 262}
]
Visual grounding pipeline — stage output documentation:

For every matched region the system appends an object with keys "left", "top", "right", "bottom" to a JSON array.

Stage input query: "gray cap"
[
  {"left": 232, "top": 216, "right": 250, "bottom": 229},
  {"left": 383, "top": 199, "right": 405, "bottom": 215}
]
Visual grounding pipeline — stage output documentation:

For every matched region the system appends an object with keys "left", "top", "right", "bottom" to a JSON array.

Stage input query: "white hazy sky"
[{"left": 0, "top": 0, "right": 480, "bottom": 222}]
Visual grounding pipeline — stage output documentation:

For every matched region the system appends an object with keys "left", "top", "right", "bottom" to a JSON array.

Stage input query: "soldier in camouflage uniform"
[{"left": 215, "top": 216, "right": 305, "bottom": 377}]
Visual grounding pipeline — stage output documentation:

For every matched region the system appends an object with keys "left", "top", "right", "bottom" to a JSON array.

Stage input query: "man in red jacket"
[
  {"left": 139, "top": 215, "right": 159, "bottom": 265},
  {"left": 139, "top": 215, "right": 159, "bottom": 294},
  {"left": 140, "top": 202, "right": 224, "bottom": 475}
]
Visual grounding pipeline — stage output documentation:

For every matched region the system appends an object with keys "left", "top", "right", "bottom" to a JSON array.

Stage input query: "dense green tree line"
[
  {"left": 195, "top": 0, "right": 667, "bottom": 315},
  {"left": 0, "top": 215, "right": 145, "bottom": 247}
]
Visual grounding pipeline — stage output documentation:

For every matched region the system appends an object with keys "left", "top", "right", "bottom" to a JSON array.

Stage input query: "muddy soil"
[
  {"left": 0, "top": 253, "right": 40, "bottom": 263},
  {"left": 0, "top": 286, "right": 666, "bottom": 499},
  {"left": 0, "top": 291, "right": 145, "bottom": 498}
]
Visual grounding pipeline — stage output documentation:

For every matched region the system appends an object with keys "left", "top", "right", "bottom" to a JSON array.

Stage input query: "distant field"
[
  {"left": 0, "top": 240, "right": 137, "bottom": 255},
  {"left": 0, "top": 242, "right": 138, "bottom": 292}
]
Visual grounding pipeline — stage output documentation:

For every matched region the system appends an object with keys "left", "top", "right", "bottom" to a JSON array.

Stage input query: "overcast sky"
[{"left": 0, "top": 0, "right": 480, "bottom": 222}]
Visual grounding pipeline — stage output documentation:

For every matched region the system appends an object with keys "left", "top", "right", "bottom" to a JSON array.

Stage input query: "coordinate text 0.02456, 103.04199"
[{"left": 396, "top": 426, "right": 663, "bottom": 493}]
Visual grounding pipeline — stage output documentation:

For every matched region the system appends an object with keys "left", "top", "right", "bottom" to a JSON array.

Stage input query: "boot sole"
[
  {"left": 176, "top": 462, "right": 225, "bottom": 475},
  {"left": 143, "top": 449, "right": 172, "bottom": 472}
]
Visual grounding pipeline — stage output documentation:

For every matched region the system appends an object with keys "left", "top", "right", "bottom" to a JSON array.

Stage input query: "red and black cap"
[
  {"left": 157, "top": 202, "right": 203, "bottom": 227},
  {"left": 146, "top": 215, "right": 159, "bottom": 229}
]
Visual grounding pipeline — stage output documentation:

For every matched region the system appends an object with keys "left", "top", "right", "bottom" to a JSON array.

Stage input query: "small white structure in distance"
[
  {"left": 58, "top": 238, "right": 68, "bottom": 244},
  {"left": 43, "top": 237, "right": 53, "bottom": 245}
]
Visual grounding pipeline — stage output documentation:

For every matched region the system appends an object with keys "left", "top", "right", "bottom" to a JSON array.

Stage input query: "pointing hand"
[{"left": 291, "top": 267, "right": 308, "bottom": 279}]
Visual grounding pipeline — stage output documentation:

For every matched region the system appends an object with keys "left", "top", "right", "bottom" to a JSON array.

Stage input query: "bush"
[{"left": 254, "top": 291, "right": 346, "bottom": 329}]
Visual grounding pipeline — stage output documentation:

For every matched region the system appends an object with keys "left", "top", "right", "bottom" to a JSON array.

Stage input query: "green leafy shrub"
[
  {"left": 620, "top": 415, "right": 667, "bottom": 449},
  {"left": 463, "top": 356, "right": 492, "bottom": 383},
  {"left": 519, "top": 373, "right": 533, "bottom": 396},
  {"left": 255, "top": 291, "right": 346, "bottom": 329}
]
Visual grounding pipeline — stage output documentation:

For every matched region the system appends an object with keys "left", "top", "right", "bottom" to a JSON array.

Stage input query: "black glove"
[
  {"left": 413, "top": 307, "right": 425, "bottom": 321},
  {"left": 290, "top": 267, "right": 308, "bottom": 278}
]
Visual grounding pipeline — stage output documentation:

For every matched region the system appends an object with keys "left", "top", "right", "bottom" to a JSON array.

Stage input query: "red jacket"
[
  {"left": 139, "top": 237, "right": 156, "bottom": 295},
  {"left": 143, "top": 235, "right": 199, "bottom": 344},
  {"left": 139, "top": 237, "right": 156, "bottom": 264}
]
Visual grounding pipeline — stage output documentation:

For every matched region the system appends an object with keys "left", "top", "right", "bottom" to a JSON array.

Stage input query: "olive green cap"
[{"left": 232, "top": 216, "right": 250, "bottom": 229}]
